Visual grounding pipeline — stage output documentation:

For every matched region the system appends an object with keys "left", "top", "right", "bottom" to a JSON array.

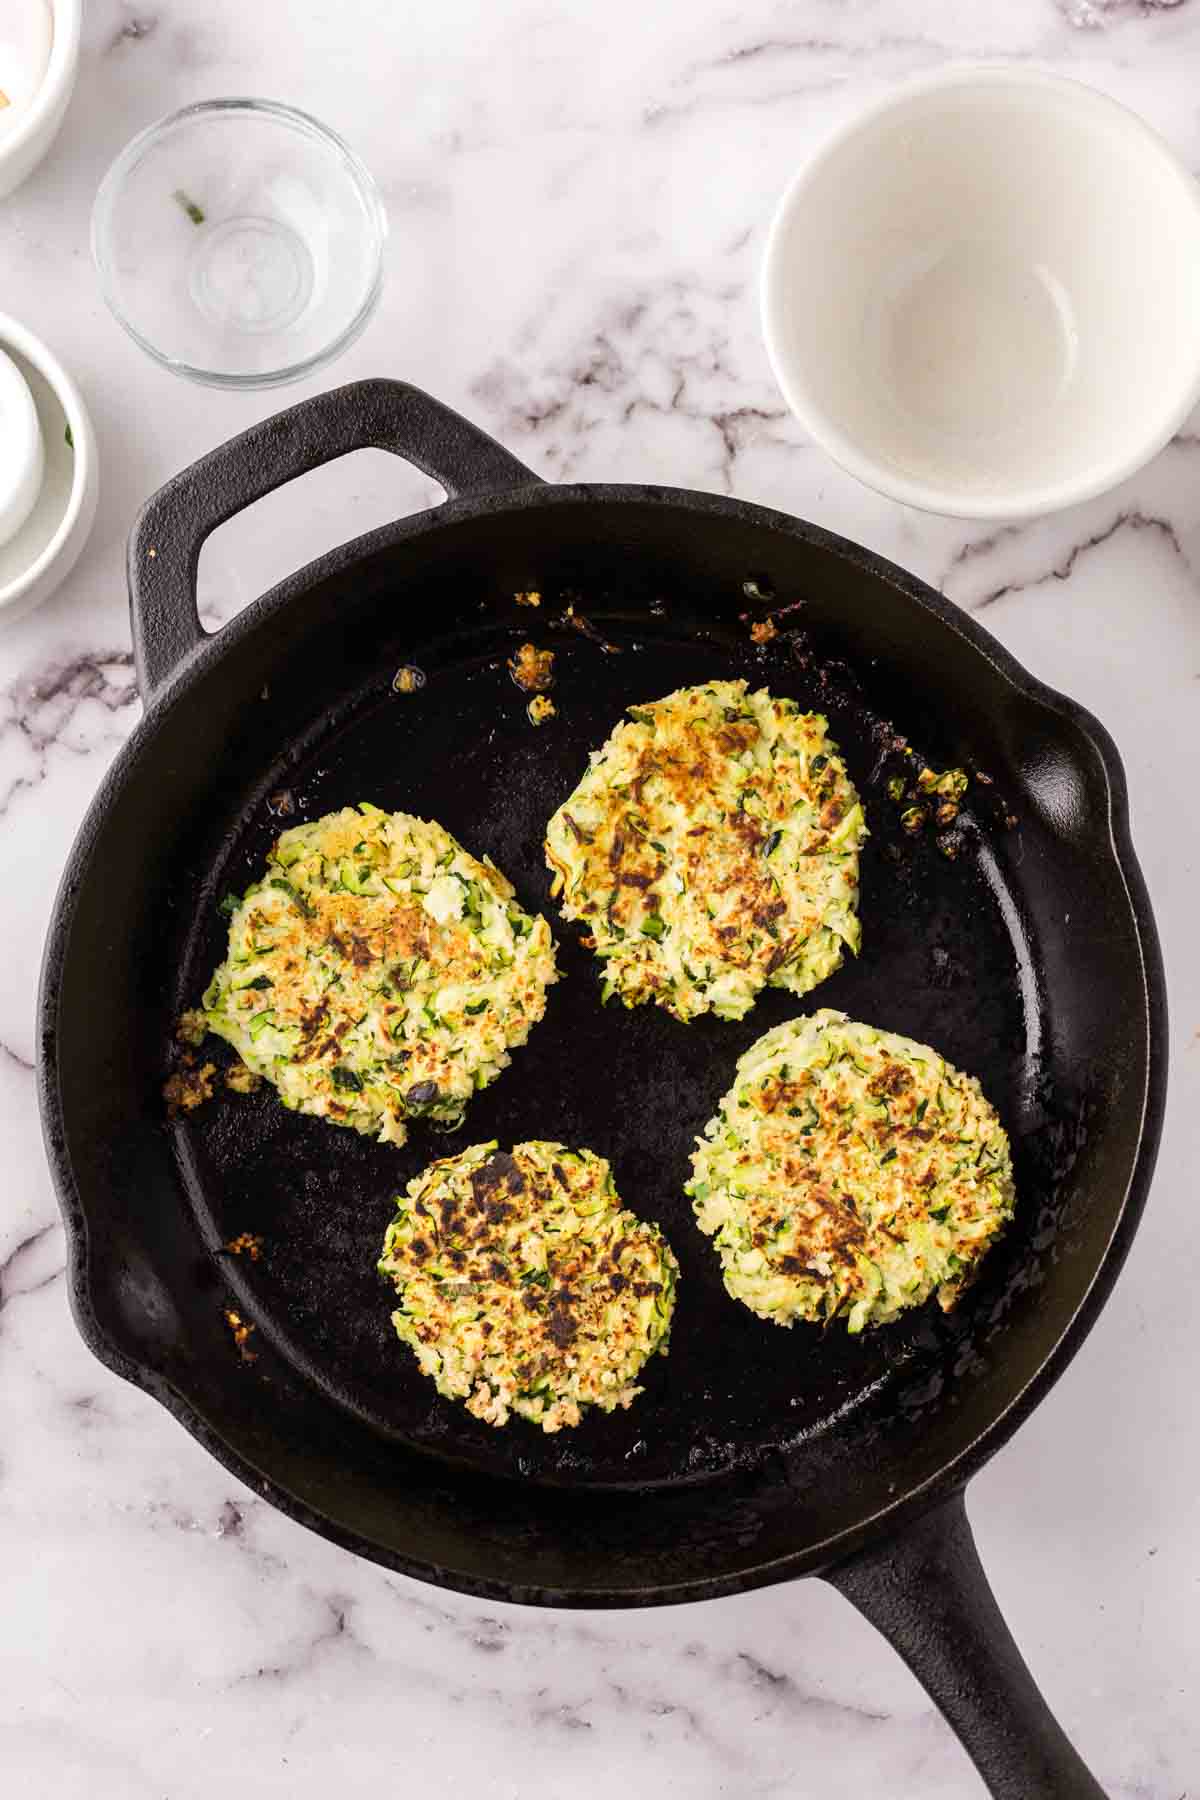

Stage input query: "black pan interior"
[
  {"left": 48, "top": 492, "right": 1155, "bottom": 1595},
  {"left": 176, "top": 623, "right": 1036, "bottom": 1489}
]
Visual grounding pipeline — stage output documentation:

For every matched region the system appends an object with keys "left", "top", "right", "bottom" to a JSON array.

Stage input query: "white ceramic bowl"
[
  {"left": 761, "top": 68, "right": 1200, "bottom": 519},
  {"left": 0, "top": 313, "right": 98, "bottom": 629},
  {"left": 0, "top": 0, "right": 82, "bottom": 200}
]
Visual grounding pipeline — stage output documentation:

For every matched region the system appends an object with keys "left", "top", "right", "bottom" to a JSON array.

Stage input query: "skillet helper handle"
[
  {"left": 128, "top": 378, "right": 541, "bottom": 699},
  {"left": 825, "top": 1489, "right": 1107, "bottom": 1799}
]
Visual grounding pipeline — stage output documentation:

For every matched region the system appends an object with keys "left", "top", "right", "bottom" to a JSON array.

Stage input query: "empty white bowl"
[
  {"left": 761, "top": 68, "right": 1200, "bottom": 518},
  {"left": 0, "top": 0, "right": 82, "bottom": 200},
  {"left": 0, "top": 313, "right": 98, "bottom": 629}
]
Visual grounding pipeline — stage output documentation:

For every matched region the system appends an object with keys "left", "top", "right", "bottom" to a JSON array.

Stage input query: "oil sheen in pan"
[{"left": 171, "top": 615, "right": 1050, "bottom": 1491}]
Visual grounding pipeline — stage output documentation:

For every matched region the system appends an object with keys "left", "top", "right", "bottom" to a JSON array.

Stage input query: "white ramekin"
[
  {"left": 761, "top": 68, "right": 1200, "bottom": 519},
  {"left": 0, "top": 0, "right": 82, "bottom": 200},
  {"left": 0, "top": 312, "right": 98, "bottom": 629}
]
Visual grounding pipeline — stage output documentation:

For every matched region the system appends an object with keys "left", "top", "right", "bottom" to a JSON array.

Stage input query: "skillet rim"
[{"left": 36, "top": 481, "right": 1168, "bottom": 1605}]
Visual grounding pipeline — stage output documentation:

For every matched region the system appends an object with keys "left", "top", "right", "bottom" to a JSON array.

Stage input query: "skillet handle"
[
  {"left": 127, "top": 378, "right": 542, "bottom": 699},
  {"left": 824, "top": 1489, "right": 1107, "bottom": 1799}
]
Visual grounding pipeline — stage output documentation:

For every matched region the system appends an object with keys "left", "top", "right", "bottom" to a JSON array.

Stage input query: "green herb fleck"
[
  {"left": 174, "top": 189, "right": 206, "bottom": 226},
  {"left": 330, "top": 1065, "right": 364, "bottom": 1092},
  {"left": 64, "top": 424, "right": 74, "bottom": 450},
  {"left": 268, "top": 876, "right": 315, "bottom": 918}
]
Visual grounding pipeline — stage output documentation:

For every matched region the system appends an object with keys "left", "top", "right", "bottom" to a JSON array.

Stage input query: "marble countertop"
[{"left": 3, "top": 2, "right": 1199, "bottom": 1795}]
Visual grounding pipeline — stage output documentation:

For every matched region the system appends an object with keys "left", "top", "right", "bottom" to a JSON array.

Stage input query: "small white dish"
[
  {"left": 761, "top": 68, "right": 1200, "bottom": 519},
  {"left": 0, "top": 312, "right": 98, "bottom": 629},
  {"left": 0, "top": 346, "right": 44, "bottom": 546},
  {"left": 0, "top": 0, "right": 82, "bottom": 200}
]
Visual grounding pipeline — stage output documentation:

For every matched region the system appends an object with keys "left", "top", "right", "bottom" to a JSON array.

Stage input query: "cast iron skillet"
[{"left": 39, "top": 380, "right": 1165, "bottom": 1799}]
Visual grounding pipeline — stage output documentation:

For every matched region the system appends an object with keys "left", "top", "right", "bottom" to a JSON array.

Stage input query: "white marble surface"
[{"left": 2, "top": 2, "right": 1199, "bottom": 1795}]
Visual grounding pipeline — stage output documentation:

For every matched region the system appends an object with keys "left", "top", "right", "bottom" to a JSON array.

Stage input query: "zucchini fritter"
[
  {"left": 687, "top": 1010, "right": 1015, "bottom": 1331},
  {"left": 545, "top": 680, "right": 865, "bottom": 1022},
  {"left": 201, "top": 804, "right": 557, "bottom": 1147},
  {"left": 379, "top": 1140, "right": 678, "bottom": 1432}
]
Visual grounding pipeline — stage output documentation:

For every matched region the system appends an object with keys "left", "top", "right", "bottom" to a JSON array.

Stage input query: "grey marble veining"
[{"left": 2, "top": 2, "right": 1199, "bottom": 1795}]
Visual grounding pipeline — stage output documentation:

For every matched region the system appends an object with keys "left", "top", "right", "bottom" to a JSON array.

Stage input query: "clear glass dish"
[{"left": 92, "top": 99, "right": 387, "bottom": 389}]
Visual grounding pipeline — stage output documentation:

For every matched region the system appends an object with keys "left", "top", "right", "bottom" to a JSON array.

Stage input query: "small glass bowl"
[{"left": 92, "top": 98, "right": 387, "bottom": 389}]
